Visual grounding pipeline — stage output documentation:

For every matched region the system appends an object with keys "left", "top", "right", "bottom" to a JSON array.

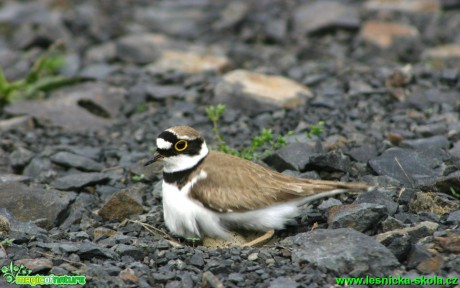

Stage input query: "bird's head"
[{"left": 145, "top": 126, "right": 209, "bottom": 173}]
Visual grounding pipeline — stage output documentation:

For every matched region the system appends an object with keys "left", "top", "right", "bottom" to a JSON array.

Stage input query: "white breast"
[{"left": 161, "top": 170, "right": 229, "bottom": 239}]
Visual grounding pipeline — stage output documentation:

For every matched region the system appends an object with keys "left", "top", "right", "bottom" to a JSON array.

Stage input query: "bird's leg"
[{"left": 242, "top": 229, "right": 275, "bottom": 247}]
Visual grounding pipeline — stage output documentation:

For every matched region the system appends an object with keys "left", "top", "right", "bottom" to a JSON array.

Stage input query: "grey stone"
[
  {"left": 77, "top": 242, "right": 118, "bottom": 260},
  {"left": 0, "top": 173, "right": 30, "bottom": 184},
  {"left": 293, "top": 1, "right": 360, "bottom": 36},
  {"left": 143, "top": 84, "right": 187, "bottom": 100},
  {"left": 355, "top": 189, "right": 399, "bottom": 215},
  {"left": 189, "top": 252, "right": 205, "bottom": 267},
  {"left": 152, "top": 271, "right": 176, "bottom": 282},
  {"left": 263, "top": 142, "right": 317, "bottom": 172},
  {"left": 136, "top": 6, "right": 207, "bottom": 38},
  {"left": 328, "top": 203, "right": 388, "bottom": 232},
  {"left": 228, "top": 273, "right": 244, "bottom": 282},
  {"left": 80, "top": 63, "right": 118, "bottom": 80},
  {"left": 447, "top": 210, "right": 460, "bottom": 223},
  {"left": 51, "top": 172, "right": 112, "bottom": 190},
  {"left": 115, "top": 244, "right": 147, "bottom": 261},
  {"left": 116, "top": 34, "right": 162, "bottom": 64},
  {"left": 281, "top": 228, "right": 399, "bottom": 275},
  {"left": 420, "top": 170, "right": 460, "bottom": 194},
  {"left": 318, "top": 198, "right": 342, "bottom": 211},
  {"left": 369, "top": 147, "right": 441, "bottom": 187},
  {"left": 5, "top": 82, "right": 126, "bottom": 132},
  {"left": 50, "top": 151, "right": 103, "bottom": 172},
  {"left": 381, "top": 216, "right": 407, "bottom": 232},
  {"left": 0, "top": 183, "right": 76, "bottom": 229},
  {"left": 306, "top": 150, "right": 352, "bottom": 173},
  {"left": 9, "top": 147, "right": 34, "bottom": 170},
  {"left": 23, "top": 157, "right": 53, "bottom": 179},
  {"left": 347, "top": 144, "right": 378, "bottom": 163},
  {"left": 214, "top": 70, "right": 311, "bottom": 114},
  {"left": 269, "top": 277, "right": 298, "bottom": 288},
  {"left": 375, "top": 229, "right": 412, "bottom": 261}
]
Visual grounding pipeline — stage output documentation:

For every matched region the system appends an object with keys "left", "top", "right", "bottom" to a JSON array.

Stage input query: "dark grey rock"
[
  {"left": 212, "top": 2, "right": 249, "bottom": 30},
  {"left": 281, "top": 228, "right": 399, "bottom": 275},
  {"left": 381, "top": 216, "right": 407, "bottom": 232},
  {"left": 263, "top": 142, "right": 317, "bottom": 172},
  {"left": 318, "top": 198, "right": 342, "bottom": 211},
  {"left": 413, "top": 123, "right": 448, "bottom": 138},
  {"left": 115, "top": 244, "right": 147, "bottom": 261},
  {"left": 293, "top": 1, "right": 360, "bottom": 36},
  {"left": 420, "top": 170, "right": 460, "bottom": 194},
  {"left": 80, "top": 63, "right": 118, "bottom": 80},
  {"left": 228, "top": 272, "right": 244, "bottom": 283},
  {"left": 375, "top": 230, "right": 412, "bottom": 261},
  {"left": 406, "top": 244, "right": 432, "bottom": 269},
  {"left": 269, "top": 276, "right": 298, "bottom": 288},
  {"left": 143, "top": 84, "right": 187, "bottom": 101},
  {"left": 5, "top": 82, "right": 126, "bottom": 132},
  {"left": 77, "top": 242, "right": 118, "bottom": 260},
  {"left": 447, "top": 210, "right": 460, "bottom": 223},
  {"left": 369, "top": 147, "right": 441, "bottom": 187},
  {"left": 23, "top": 157, "right": 53, "bottom": 179},
  {"left": 0, "top": 208, "right": 47, "bottom": 243},
  {"left": 151, "top": 271, "right": 176, "bottom": 282},
  {"left": 0, "top": 183, "right": 76, "bottom": 229},
  {"left": 406, "top": 89, "right": 459, "bottom": 110},
  {"left": 354, "top": 190, "right": 399, "bottom": 215},
  {"left": 328, "top": 203, "right": 388, "bottom": 232},
  {"left": 347, "top": 144, "right": 378, "bottom": 163},
  {"left": 189, "top": 252, "right": 205, "bottom": 268},
  {"left": 9, "top": 147, "right": 34, "bottom": 170},
  {"left": 402, "top": 135, "right": 450, "bottom": 161},
  {"left": 306, "top": 150, "right": 351, "bottom": 173},
  {"left": 0, "top": 173, "right": 30, "bottom": 184},
  {"left": 136, "top": 5, "right": 207, "bottom": 38},
  {"left": 116, "top": 34, "right": 161, "bottom": 64},
  {"left": 51, "top": 172, "right": 112, "bottom": 190},
  {"left": 51, "top": 151, "right": 103, "bottom": 172},
  {"left": 441, "top": 68, "right": 458, "bottom": 83}
]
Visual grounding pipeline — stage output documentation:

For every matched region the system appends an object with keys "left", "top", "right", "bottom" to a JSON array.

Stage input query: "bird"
[{"left": 144, "top": 125, "right": 369, "bottom": 240}]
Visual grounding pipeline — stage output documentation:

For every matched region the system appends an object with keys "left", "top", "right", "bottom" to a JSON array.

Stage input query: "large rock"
[
  {"left": 364, "top": 0, "right": 440, "bottom": 13},
  {"left": 214, "top": 70, "right": 312, "bottom": 113},
  {"left": 51, "top": 172, "right": 112, "bottom": 191},
  {"left": 328, "top": 203, "right": 388, "bottom": 232},
  {"left": 50, "top": 151, "right": 103, "bottom": 172},
  {"left": 360, "top": 21, "right": 418, "bottom": 48},
  {"left": 5, "top": 82, "right": 126, "bottom": 132},
  {"left": 293, "top": 1, "right": 360, "bottom": 36},
  {"left": 281, "top": 228, "right": 399, "bottom": 275},
  {"left": 0, "top": 183, "right": 76, "bottom": 228},
  {"left": 99, "top": 184, "right": 146, "bottom": 221},
  {"left": 369, "top": 147, "right": 442, "bottom": 187}
]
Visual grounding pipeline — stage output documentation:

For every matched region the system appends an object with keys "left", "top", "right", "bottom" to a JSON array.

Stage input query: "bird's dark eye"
[{"left": 174, "top": 140, "right": 188, "bottom": 152}]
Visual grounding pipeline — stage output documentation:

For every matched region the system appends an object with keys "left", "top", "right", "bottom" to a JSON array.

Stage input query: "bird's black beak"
[{"left": 144, "top": 151, "right": 164, "bottom": 166}]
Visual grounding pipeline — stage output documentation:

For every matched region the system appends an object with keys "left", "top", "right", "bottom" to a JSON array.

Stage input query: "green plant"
[
  {"left": 306, "top": 121, "right": 324, "bottom": 139},
  {"left": 205, "top": 104, "right": 292, "bottom": 160},
  {"left": 0, "top": 42, "right": 81, "bottom": 107},
  {"left": 0, "top": 238, "right": 14, "bottom": 247},
  {"left": 450, "top": 187, "right": 460, "bottom": 199}
]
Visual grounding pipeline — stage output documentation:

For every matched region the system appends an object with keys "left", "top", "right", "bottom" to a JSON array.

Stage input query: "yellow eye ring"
[{"left": 174, "top": 140, "right": 188, "bottom": 152}]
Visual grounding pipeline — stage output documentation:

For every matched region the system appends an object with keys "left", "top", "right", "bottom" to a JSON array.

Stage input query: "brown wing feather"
[{"left": 189, "top": 151, "right": 368, "bottom": 213}]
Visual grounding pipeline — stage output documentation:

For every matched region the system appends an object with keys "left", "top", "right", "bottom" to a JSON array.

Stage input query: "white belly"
[
  {"left": 160, "top": 170, "right": 300, "bottom": 239},
  {"left": 161, "top": 171, "right": 229, "bottom": 238}
]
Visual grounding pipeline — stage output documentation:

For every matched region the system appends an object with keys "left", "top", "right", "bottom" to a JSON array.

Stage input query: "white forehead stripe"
[
  {"left": 157, "top": 138, "right": 172, "bottom": 149},
  {"left": 166, "top": 129, "right": 195, "bottom": 140}
]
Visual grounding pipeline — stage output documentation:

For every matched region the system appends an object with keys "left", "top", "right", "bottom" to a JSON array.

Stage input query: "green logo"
[
  {"left": 1, "top": 262, "right": 32, "bottom": 284},
  {"left": 1, "top": 262, "right": 86, "bottom": 286}
]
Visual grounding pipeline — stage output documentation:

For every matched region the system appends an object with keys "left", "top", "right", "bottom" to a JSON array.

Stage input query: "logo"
[{"left": 1, "top": 262, "right": 86, "bottom": 286}]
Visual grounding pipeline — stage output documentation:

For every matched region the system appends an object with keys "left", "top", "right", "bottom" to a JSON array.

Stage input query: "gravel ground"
[{"left": 1, "top": 0, "right": 460, "bottom": 287}]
